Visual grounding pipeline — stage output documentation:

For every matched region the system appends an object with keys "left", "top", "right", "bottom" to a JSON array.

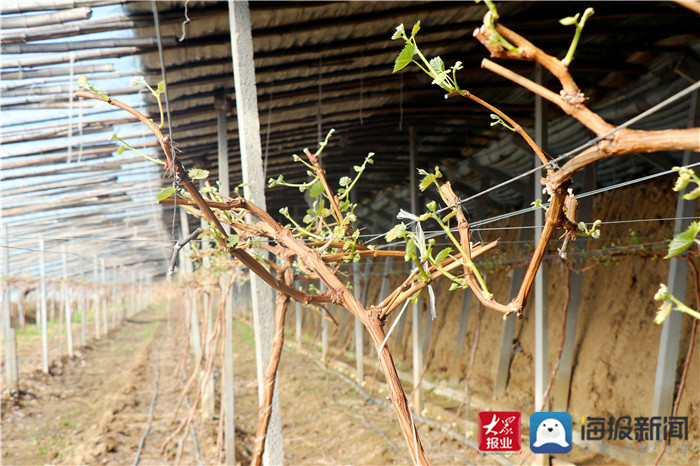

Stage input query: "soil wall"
[{"left": 322, "top": 179, "right": 699, "bottom": 462}]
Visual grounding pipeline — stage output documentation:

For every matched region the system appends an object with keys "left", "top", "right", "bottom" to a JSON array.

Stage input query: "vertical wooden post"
[
  {"left": 80, "top": 267, "right": 87, "bottom": 346},
  {"left": 533, "top": 64, "right": 549, "bottom": 414},
  {"left": 119, "top": 266, "right": 126, "bottom": 321},
  {"left": 130, "top": 270, "right": 136, "bottom": 316},
  {"left": 6, "top": 330, "right": 19, "bottom": 394},
  {"left": 409, "top": 126, "right": 423, "bottom": 412},
  {"left": 101, "top": 258, "right": 108, "bottom": 335},
  {"left": 62, "top": 244, "right": 74, "bottom": 358},
  {"left": 190, "top": 289, "right": 202, "bottom": 362},
  {"left": 422, "top": 298, "right": 434, "bottom": 363},
  {"left": 50, "top": 284, "right": 56, "bottom": 322},
  {"left": 202, "top": 291, "right": 216, "bottom": 420},
  {"left": 111, "top": 267, "right": 118, "bottom": 327},
  {"left": 40, "top": 240, "right": 49, "bottom": 374},
  {"left": 18, "top": 292, "right": 25, "bottom": 329},
  {"left": 552, "top": 164, "right": 595, "bottom": 411},
  {"left": 228, "top": 1, "right": 283, "bottom": 462},
  {"left": 653, "top": 90, "right": 699, "bottom": 418},
  {"left": 93, "top": 255, "right": 100, "bottom": 340},
  {"left": 2, "top": 224, "right": 19, "bottom": 392},
  {"left": 449, "top": 290, "right": 472, "bottom": 381}
]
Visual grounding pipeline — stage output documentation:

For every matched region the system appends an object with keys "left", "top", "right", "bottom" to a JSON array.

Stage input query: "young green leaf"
[
  {"left": 418, "top": 166, "right": 442, "bottom": 192},
  {"left": 188, "top": 168, "right": 209, "bottom": 181},
  {"left": 393, "top": 42, "right": 416, "bottom": 73},
  {"left": 157, "top": 80, "right": 166, "bottom": 94},
  {"left": 559, "top": 14, "right": 580, "bottom": 26},
  {"left": 665, "top": 221, "right": 700, "bottom": 258},
  {"left": 309, "top": 179, "right": 324, "bottom": 197},
  {"left": 684, "top": 186, "right": 700, "bottom": 200},
  {"left": 386, "top": 222, "right": 407, "bottom": 242},
  {"left": 339, "top": 176, "right": 351, "bottom": 187},
  {"left": 405, "top": 238, "right": 416, "bottom": 261},
  {"left": 155, "top": 186, "right": 175, "bottom": 202},
  {"left": 129, "top": 76, "right": 145, "bottom": 87},
  {"left": 428, "top": 56, "right": 445, "bottom": 74},
  {"left": 116, "top": 145, "right": 126, "bottom": 155},
  {"left": 392, "top": 23, "right": 406, "bottom": 40},
  {"left": 434, "top": 247, "right": 452, "bottom": 263},
  {"left": 411, "top": 21, "right": 421, "bottom": 38}
]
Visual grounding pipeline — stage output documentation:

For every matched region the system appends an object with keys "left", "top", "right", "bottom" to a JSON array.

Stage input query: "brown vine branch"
[
  {"left": 303, "top": 147, "right": 352, "bottom": 236},
  {"left": 167, "top": 227, "right": 203, "bottom": 280},
  {"left": 77, "top": 89, "right": 431, "bottom": 464},
  {"left": 445, "top": 88, "right": 553, "bottom": 173},
  {"left": 251, "top": 259, "right": 294, "bottom": 465},
  {"left": 539, "top": 262, "right": 572, "bottom": 411}
]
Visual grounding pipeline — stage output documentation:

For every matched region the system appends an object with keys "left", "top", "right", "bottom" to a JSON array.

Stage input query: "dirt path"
[{"left": 3, "top": 303, "right": 490, "bottom": 465}]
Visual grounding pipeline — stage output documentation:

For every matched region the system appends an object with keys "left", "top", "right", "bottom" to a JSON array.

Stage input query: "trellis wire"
[
  {"left": 151, "top": 0, "right": 179, "bottom": 241},
  {"left": 432, "top": 79, "right": 700, "bottom": 218},
  {"left": 359, "top": 80, "right": 700, "bottom": 247}
]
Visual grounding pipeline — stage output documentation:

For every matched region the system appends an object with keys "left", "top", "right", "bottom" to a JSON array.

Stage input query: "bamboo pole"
[
  {"left": 0, "top": 0, "right": 121, "bottom": 15},
  {"left": 2, "top": 36, "right": 176, "bottom": 54},
  {"left": 1, "top": 47, "right": 140, "bottom": 69},
  {"left": 0, "top": 63, "right": 113, "bottom": 80},
  {"left": 1, "top": 7, "right": 91, "bottom": 29}
]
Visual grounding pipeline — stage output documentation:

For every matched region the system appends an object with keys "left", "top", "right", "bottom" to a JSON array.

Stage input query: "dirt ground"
[
  {"left": 1, "top": 300, "right": 493, "bottom": 465},
  {"left": 3, "top": 180, "right": 698, "bottom": 465}
]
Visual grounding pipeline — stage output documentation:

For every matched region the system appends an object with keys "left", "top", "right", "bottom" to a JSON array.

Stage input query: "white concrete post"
[
  {"left": 228, "top": 1, "right": 283, "bottom": 463},
  {"left": 93, "top": 255, "right": 100, "bottom": 339},
  {"left": 40, "top": 240, "right": 49, "bottom": 373},
  {"left": 62, "top": 244, "right": 74, "bottom": 358},
  {"left": 217, "top": 97, "right": 237, "bottom": 464}
]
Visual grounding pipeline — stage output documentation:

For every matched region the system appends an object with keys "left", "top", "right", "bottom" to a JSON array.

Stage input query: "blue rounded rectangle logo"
[{"left": 529, "top": 412, "right": 572, "bottom": 454}]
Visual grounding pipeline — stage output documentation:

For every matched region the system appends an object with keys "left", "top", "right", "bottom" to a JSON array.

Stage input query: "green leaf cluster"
[
  {"left": 671, "top": 166, "right": 700, "bottom": 200},
  {"left": 665, "top": 221, "right": 700, "bottom": 259},
  {"left": 653, "top": 283, "right": 700, "bottom": 324},
  {"left": 77, "top": 75, "right": 109, "bottom": 101},
  {"left": 109, "top": 132, "right": 166, "bottom": 166},
  {"left": 265, "top": 130, "right": 374, "bottom": 260},
  {"left": 391, "top": 21, "right": 464, "bottom": 93},
  {"left": 385, "top": 173, "right": 493, "bottom": 299},
  {"left": 188, "top": 168, "right": 209, "bottom": 181},
  {"left": 129, "top": 75, "right": 167, "bottom": 128},
  {"left": 577, "top": 219, "right": 601, "bottom": 239}
]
